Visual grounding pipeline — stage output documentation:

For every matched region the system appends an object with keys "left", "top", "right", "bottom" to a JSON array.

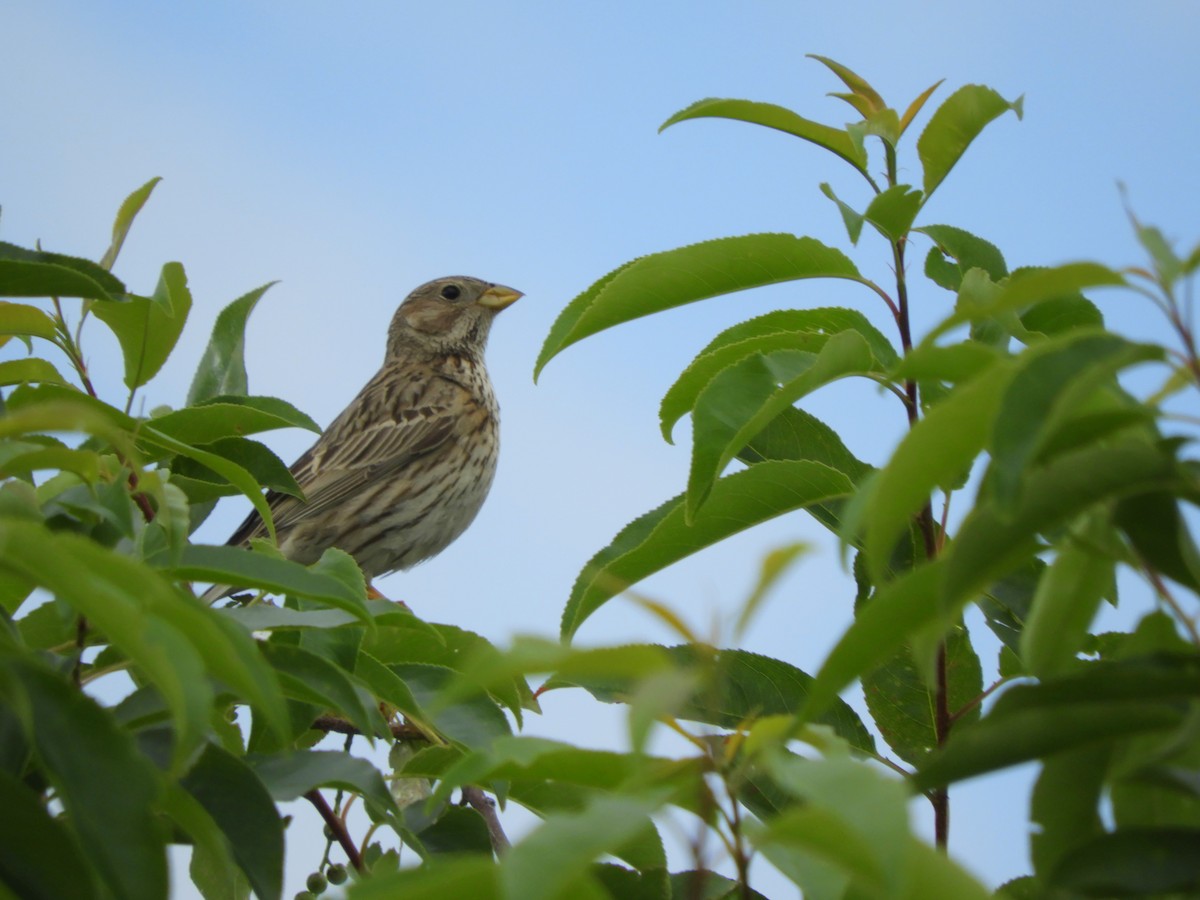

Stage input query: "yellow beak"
[{"left": 477, "top": 284, "right": 523, "bottom": 310}]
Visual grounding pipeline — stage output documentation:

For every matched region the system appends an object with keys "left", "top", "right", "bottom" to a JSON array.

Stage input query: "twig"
[
  {"left": 462, "top": 786, "right": 511, "bottom": 855},
  {"left": 311, "top": 714, "right": 427, "bottom": 741},
  {"left": 305, "top": 789, "right": 364, "bottom": 872}
]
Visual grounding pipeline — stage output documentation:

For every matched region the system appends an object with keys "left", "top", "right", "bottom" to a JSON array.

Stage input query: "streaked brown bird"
[{"left": 203, "top": 276, "right": 521, "bottom": 602}]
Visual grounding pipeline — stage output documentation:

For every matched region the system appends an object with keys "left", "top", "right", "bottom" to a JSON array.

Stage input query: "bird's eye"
[{"left": 440, "top": 284, "right": 462, "bottom": 300}]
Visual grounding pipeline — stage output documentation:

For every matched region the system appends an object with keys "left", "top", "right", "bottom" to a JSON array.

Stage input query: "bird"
[{"left": 201, "top": 276, "right": 521, "bottom": 603}]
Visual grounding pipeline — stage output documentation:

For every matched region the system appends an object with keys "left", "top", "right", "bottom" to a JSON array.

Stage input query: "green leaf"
[
  {"left": 1019, "top": 293, "right": 1104, "bottom": 338},
  {"left": 1050, "top": 828, "right": 1200, "bottom": 896},
  {"left": 863, "top": 185, "right": 923, "bottom": 242},
  {"left": 1020, "top": 527, "right": 1115, "bottom": 678},
  {"left": 924, "top": 262, "right": 1125, "bottom": 344},
  {"left": 348, "top": 857, "right": 499, "bottom": 900},
  {"left": 687, "top": 330, "right": 877, "bottom": 518},
  {"left": 138, "top": 424, "right": 279, "bottom": 542},
  {"left": 988, "top": 332, "right": 1162, "bottom": 509},
  {"left": 917, "top": 85, "right": 1023, "bottom": 199},
  {"left": 659, "top": 98, "right": 867, "bottom": 172},
  {"left": 1030, "top": 745, "right": 1109, "bottom": 880},
  {"left": 757, "top": 753, "right": 910, "bottom": 898},
  {"left": 557, "top": 645, "right": 874, "bottom": 754},
  {"left": 260, "top": 642, "right": 381, "bottom": 737},
  {"left": 147, "top": 397, "right": 319, "bottom": 447},
  {"left": 181, "top": 743, "right": 283, "bottom": 900},
  {"left": 535, "top": 234, "right": 867, "bottom": 379},
  {"left": 249, "top": 750, "right": 402, "bottom": 821},
  {"left": 2, "top": 657, "right": 167, "bottom": 900},
  {"left": 900, "top": 839, "right": 992, "bottom": 900},
  {"left": 395, "top": 663, "right": 513, "bottom": 750},
  {"left": 819, "top": 183, "right": 865, "bottom": 244},
  {"left": 170, "top": 436, "right": 303, "bottom": 501},
  {"left": 0, "top": 769, "right": 100, "bottom": 900},
  {"left": 916, "top": 224, "right": 1008, "bottom": 291},
  {"left": 0, "top": 302, "right": 57, "bottom": 341},
  {"left": 660, "top": 307, "right": 899, "bottom": 441},
  {"left": 99, "top": 177, "right": 162, "bottom": 271},
  {"left": 164, "top": 544, "right": 370, "bottom": 621},
  {"left": 813, "top": 439, "right": 1185, "bottom": 721},
  {"left": 501, "top": 793, "right": 666, "bottom": 900},
  {"left": 188, "top": 283, "right": 276, "bottom": 405},
  {"left": 863, "top": 356, "right": 1013, "bottom": 580},
  {"left": 807, "top": 55, "right": 887, "bottom": 114},
  {"left": 915, "top": 658, "right": 1200, "bottom": 789},
  {"left": 898, "top": 80, "right": 945, "bottom": 136},
  {"left": 0, "top": 243, "right": 125, "bottom": 301},
  {"left": 0, "top": 523, "right": 212, "bottom": 767},
  {"left": 92, "top": 261, "right": 192, "bottom": 389},
  {"left": 0, "top": 358, "right": 68, "bottom": 386},
  {"left": 863, "top": 622, "right": 982, "bottom": 765},
  {"left": 945, "top": 439, "right": 1183, "bottom": 609},
  {"left": 562, "top": 460, "right": 855, "bottom": 639},
  {"left": 1116, "top": 491, "right": 1200, "bottom": 593}
]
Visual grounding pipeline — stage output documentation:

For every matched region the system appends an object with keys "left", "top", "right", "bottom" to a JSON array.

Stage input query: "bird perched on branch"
[{"left": 202, "top": 276, "right": 521, "bottom": 603}]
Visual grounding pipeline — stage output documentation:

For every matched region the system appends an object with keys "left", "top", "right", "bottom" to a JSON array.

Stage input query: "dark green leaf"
[
  {"left": 248, "top": 750, "right": 402, "bottom": 821},
  {"left": 0, "top": 768, "right": 100, "bottom": 900},
  {"left": 1030, "top": 745, "right": 1109, "bottom": 880},
  {"left": 916, "top": 658, "right": 1200, "bottom": 789},
  {"left": 394, "top": 664, "right": 512, "bottom": 750},
  {"left": 181, "top": 742, "right": 283, "bottom": 900},
  {"left": 1019, "top": 293, "right": 1104, "bottom": 337},
  {"left": 348, "top": 856, "right": 499, "bottom": 900},
  {"left": 417, "top": 806, "right": 493, "bottom": 856},
  {"left": 260, "top": 642, "right": 381, "bottom": 737},
  {"left": 917, "top": 85, "right": 1023, "bottom": 199},
  {"left": 559, "top": 645, "right": 874, "bottom": 754},
  {"left": 659, "top": 99, "right": 867, "bottom": 172},
  {"left": 170, "top": 436, "right": 303, "bottom": 502},
  {"left": 2, "top": 657, "right": 167, "bottom": 900},
  {"left": 535, "top": 234, "right": 867, "bottom": 379},
  {"left": 92, "top": 261, "right": 192, "bottom": 389},
  {"left": 863, "top": 622, "right": 982, "bottom": 765},
  {"left": 0, "top": 243, "right": 125, "bottom": 301},
  {"left": 1116, "top": 492, "right": 1200, "bottom": 593},
  {"left": 563, "top": 460, "right": 854, "bottom": 639},
  {"left": 1051, "top": 828, "right": 1200, "bottom": 896}
]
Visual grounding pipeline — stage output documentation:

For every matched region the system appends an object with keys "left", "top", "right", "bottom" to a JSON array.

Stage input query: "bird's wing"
[{"left": 226, "top": 395, "right": 457, "bottom": 545}]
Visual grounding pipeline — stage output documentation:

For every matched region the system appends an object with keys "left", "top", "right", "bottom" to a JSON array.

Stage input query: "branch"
[
  {"left": 462, "top": 786, "right": 512, "bottom": 855},
  {"left": 305, "top": 789, "right": 364, "bottom": 872}
]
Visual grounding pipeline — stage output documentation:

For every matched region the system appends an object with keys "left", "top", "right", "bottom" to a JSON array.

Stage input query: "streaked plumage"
[{"left": 204, "top": 276, "right": 520, "bottom": 601}]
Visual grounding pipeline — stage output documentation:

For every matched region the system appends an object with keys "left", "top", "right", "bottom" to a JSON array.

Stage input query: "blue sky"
[{"left": 4, "top": 2, "right": 1199, "bottom": 896}]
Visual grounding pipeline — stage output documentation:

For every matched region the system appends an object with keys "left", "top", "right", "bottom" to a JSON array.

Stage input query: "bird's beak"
[{"left": 477, "top": 284, "right": 523, "bottom": 310}]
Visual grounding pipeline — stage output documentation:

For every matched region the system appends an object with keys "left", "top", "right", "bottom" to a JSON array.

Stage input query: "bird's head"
[{"left": 387, "top": 276, "right": 522, "bottom": 359}]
